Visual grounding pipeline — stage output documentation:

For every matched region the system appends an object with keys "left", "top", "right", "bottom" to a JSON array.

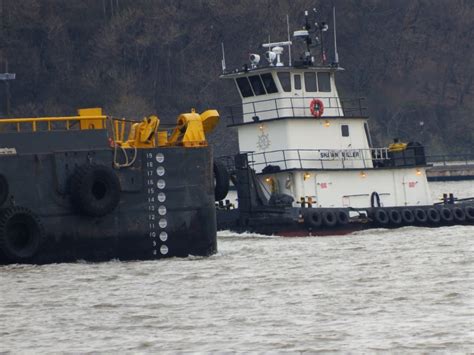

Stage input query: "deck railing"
[
  {"left": 0, "top": 115, "right": 107, "bottom": 132},
  {"left": 225, "top": 96, "right": 367, "bottom": 125},
  {"left": 426, "top": 154, "right": 474, "bottom": 167},
  {"left": 246, "top": 148, "right": 389, "bottom": 171}
]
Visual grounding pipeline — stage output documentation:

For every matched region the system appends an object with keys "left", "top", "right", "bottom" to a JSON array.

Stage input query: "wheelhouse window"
[
  {"left": 341, "top": 125, "right": 350, "bottom": 137},
  {"left": 236, "top": 77, "right": 254, "bottom": 97},
  {"left": 260, "top": 73, "right": 278, "bottom": 94},
  {"left": 248, "top": 75, "right": 266, "bottom": 96},
  {"left": 304, "top": 72, "right": 317, "bottom": 92},
  {"left": 277, "top": 72, "right": 291, "bottom": 92},
  {"left": 294, "top": 74, "right": 301, "bottom": 90},
  {"left": 318, "top": 72, "right": 331, "bottom": 92}
]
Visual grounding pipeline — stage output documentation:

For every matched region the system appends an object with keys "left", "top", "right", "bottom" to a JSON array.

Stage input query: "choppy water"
[{"left": 1, "top": 181, "right": 473, "bottom": 352}]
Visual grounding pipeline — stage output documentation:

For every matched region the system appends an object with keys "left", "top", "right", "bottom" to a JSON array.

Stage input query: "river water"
[{"left": 1, "top": 181, "right": 473, "bottom": 352}]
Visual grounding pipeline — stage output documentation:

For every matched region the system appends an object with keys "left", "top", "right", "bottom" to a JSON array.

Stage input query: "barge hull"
[{"left": 0, "top": 146, "right": 216, "bottom": 264}]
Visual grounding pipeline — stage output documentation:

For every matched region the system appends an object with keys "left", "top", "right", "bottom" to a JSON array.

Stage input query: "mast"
[{"left": 333, "top": 7, "right": 339, "bottom": 66}]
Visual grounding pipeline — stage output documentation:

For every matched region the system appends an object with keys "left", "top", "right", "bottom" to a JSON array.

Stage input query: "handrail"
[
  {"left": 0, "top": 115, "right": 107, "bottom": 123},
  {"left": 0, "top": 115, "right": 108, "bottom": 133},
  {"left": 246, "top": 148, "right": 390, "bottom": 171},
  {"left": 426, "top": 154, "right": 474, "bottom": 167},
  {"left": 225, "top": 96, "right": 367, "bottom": 124}
]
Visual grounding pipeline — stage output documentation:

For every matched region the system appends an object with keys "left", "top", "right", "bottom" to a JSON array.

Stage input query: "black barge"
[{"left": 0, "top": 108, "right": 219, "bottom": 264}]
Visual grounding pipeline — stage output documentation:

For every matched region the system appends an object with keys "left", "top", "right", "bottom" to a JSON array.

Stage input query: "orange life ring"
[{"left": 309, "top": 98, "right": 324, "bottom": 118}]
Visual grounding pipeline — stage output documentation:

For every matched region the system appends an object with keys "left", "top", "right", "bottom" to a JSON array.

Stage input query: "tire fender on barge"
[
  {"left": 0, "top": 207, "right": 45, "bottom": 263},
  {"left": 70, "top": 164, "right": 121, "bottom": 217}
]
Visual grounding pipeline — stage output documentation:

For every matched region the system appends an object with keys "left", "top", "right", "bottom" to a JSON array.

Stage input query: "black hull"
[
  {"left": 0, "top": 144, "right": 216, "bottom": 264},
  {"left": 216, "top": 154, "right": 474, "bottom": 237},
  {"left": 217, "top": 204, "right": 474, "bottom": 237}
]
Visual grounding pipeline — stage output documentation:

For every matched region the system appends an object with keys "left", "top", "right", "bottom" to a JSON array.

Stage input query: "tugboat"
[
  {"left": 216, "top": 9, "right": 474, "bottom": 236},
  {"left": 0, "top": 107, "right": 220, "bottom": 264}
]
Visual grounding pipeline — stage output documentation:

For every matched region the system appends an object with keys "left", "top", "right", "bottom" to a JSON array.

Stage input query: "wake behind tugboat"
[{"left": 215, "top": 9, "right": 474, "bottom": 236}]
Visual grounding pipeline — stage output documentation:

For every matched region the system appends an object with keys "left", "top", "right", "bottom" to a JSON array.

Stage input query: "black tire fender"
[
  {"left": 401, "top": 209, "right": 415, "bottom": 224},
  {"left": 439, "top": 207, "right": 454, "bottom": 224},
  {"left": 0, "top": 206, "right": 44, "bottom": 262},
  {"left": 414, "top": 208, "right": 428, "bottom": 224},
  {"left": 305, "top": 210, "right": 322, "bottom": 228},
  {"left": 426, "top": 208, "right": 441, "bottom": 224},
  {"left": 214, "top": 161, "right": 229, "bottom": 201},
  {"left": 336, "top": 209, "right": 349, "bottom": 225},
  {"left": 322, "top": 210, "right": 337, "bottom": 227},
  {"left": 374, "top": 209, "right": 390, "bottom": 226},
  {"left": 451, "top": 207, "right": 466, "bottom": 223},
  {"left": 0, "top": 174, "right": 9, "bottom": 207},
  {"left": 389, "top": 209, "right": 403, "bottom": 226},
  {"left": 464, "top": 205, "right": 474, "bottom": 223},
  {"left": 70, "top": 164, "right": 121, "bottom": 217}
]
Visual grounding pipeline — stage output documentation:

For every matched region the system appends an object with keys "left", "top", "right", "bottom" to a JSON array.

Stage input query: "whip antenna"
[
  {"left": 333, "top": 6, "right": 339, "bottom": 66},
  {"left": 221, "top": 42, "right": 226, "bottom": 73},
  {"left": 287, "top": 14, "right": 292, "bottom": 66}
]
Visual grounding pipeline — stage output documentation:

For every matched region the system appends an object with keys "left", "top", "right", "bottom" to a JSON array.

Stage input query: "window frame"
[
  {"left": 260, "top": 73, "right": 279, "bottom": 94},
  {"left": 248, "top": 75, "right": 267, "bottom": 96},
  {"left": 341, "top": 124, "right": 350, "bottom": 137},
  {"left": 235, "top": 77, "right": 255, "bottom": 98},
  {"left": 304, "top": 72, "right": 318, "bottom": 92},
  {"left": 317, "top": 72, "right": 331, "bottom": 92},
  {"left": 277, "top": 72, "right": 292, "bottom": 92}
]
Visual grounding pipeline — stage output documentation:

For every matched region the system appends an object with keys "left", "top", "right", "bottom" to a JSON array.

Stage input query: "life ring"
[
  {"left": 214, "top": 161, "right": 229, "bottom": 201},
  {"left": 309, "top": 98, "right": 324, "bottom": 118},
  {"left": 322, "top": 210, "right": 337, "bottom": 227},
  {"left": 305, "top": 210, "right": 322, "bottom": 228},
  {"left": 0, "top": 206, "right": 44, "bottom": 262},
  {"left": 0, "top": 174, "right": 9, "bottom": 207},
  {"left": 70, "top": 164, "right": 121, "bottom": 217},
  {"left": 401, "top": 209, "right": 415, "bottom": 224}
]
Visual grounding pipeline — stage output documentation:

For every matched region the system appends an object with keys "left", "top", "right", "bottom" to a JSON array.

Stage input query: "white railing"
[{"left": 248, "top": 148, "right": 389, "bottom": 171}]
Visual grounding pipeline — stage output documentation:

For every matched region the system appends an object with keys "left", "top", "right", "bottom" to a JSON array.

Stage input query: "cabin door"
[
  {"left": 315, "top": 173, "right": 333, "bottom": 207},
  {"left": 292, "top": 74, "right": 304, "bottom": 116},
  {"left": 402, "top": 175, "right": 422, "bottom": 206},
  {"left": 340, "top": 123, "right": 354, "bottom": 168}
]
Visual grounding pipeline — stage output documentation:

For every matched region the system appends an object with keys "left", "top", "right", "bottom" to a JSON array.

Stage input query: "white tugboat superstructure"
[
  {"left": 215, "top": 8, "right": 474, "bottom": 236},
  {"left": 221, "top": 13, "right": 432, "bottom": 209}
]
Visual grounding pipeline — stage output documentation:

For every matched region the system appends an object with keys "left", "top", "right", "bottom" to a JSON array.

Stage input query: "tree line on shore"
[{"left": 0, "top": 0, "right": 472, "bottom": 155}]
